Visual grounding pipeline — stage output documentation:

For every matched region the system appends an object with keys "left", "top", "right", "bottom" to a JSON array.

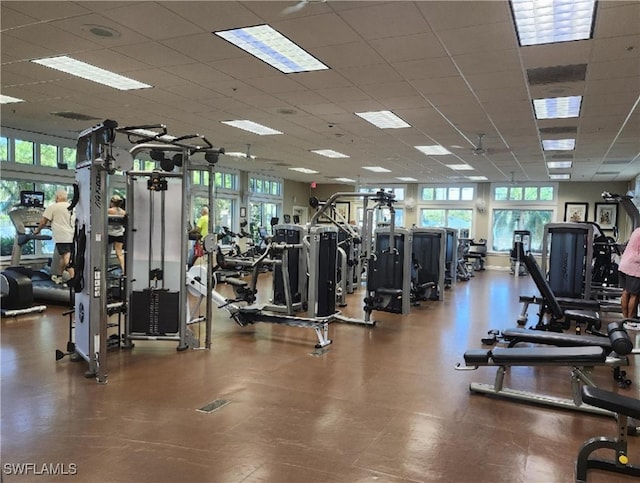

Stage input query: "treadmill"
[{"left": 4, "top": 190, "right": 74, "bottom": 305}]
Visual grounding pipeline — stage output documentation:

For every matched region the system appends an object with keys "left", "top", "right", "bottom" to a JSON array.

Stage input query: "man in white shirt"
[{"left": 34, "top": 189, "right": 75, "bottom": 282}]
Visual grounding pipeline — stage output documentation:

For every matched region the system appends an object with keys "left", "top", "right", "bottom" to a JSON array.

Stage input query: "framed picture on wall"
[
  {"left": 594, "top": 203, "right": 617, "bottom": 230},
  {"left": 334, "top": 202, "right": 351, "bottom": 222},
  {"left": 564, "top": 202, "right": 589, "bottom": 222}
]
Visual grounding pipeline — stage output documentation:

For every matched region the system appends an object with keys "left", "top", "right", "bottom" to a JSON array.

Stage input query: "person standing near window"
[
  {"left": 619, "top": 227, "right": 640, "bottom": 321},
  {"left": 34, "top": 189, "right": 75, "bottom": 283}
]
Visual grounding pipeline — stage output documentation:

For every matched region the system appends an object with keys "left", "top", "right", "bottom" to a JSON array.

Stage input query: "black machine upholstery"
[
  {"left": 575, "top": 386, "right": 640, "bottom": 482},
  {"left": 522, "top": 253, "right": 600, "bottom": 332},
  {"left": 463, "top": 346, "right": 606, "bottom": 366}
]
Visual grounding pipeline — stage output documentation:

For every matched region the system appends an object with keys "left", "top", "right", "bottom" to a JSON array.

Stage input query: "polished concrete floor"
[{"left": 1, "top": 269, "right": 638, "bottom": 482}]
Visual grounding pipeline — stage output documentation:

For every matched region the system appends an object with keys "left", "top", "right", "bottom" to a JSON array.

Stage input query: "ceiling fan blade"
[{"left": 282, "top": 1, "right": 307, "bottom": 15}]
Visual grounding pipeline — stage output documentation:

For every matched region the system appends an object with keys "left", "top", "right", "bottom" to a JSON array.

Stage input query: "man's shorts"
[
  {"left": 108, "top": 235, "right": 124, "bottom": 244},
  {"left": 619, "top": 271, "right": 640, "bottom": 295},
  {"left": 56, "top": 243, "right": 73, "bottom": 255}
]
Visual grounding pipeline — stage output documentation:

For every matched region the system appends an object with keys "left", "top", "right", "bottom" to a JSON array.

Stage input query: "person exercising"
[
  {"left": 188, "top": 206, "right": 209, "bottom": 268},
  {"left": 33, "top": 189, "right": 75, "bottom": 283},
  {"left": 619, "top": 227, "right": 640, "bottom": 321},
  {"left": 108, "top": 194, "right": 126, "bottom": 273}
]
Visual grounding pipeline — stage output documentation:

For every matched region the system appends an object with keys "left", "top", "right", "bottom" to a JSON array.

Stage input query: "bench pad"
[
  {"left": 582, "top": 386, "right": 640, "bottom": 419},
  {"left": 502, "top": 328, "right": 611, "bottom": 350},
  {"left": 491, "top": 346, "right": 606, "bottom": 365}
]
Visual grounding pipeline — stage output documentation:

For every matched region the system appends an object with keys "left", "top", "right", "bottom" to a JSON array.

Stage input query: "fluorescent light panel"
[
  {"left": 363, "top": 166, "right": 391, "bottom": 173},
  {"left": 214, "top": 25, "right": 328, "bottom": 74},
  {"left": 311, "top": 149, "right": 349, "bottom": 158},
  {"left": 447, "top": 164, "right": 474, "bottom": 171},
  {"left": 550, "top": 173, "right": 571, "bottom": 180},
  {"left": 31, "top": 55, "right": 151, "bottom": 90},
  {"left": 289, "top": 167, "right": 318, "bottom": 174},
  {"left": 334, "top": 177, "right": 355, "bottom": 183},
  {"left": 221, "top": 120, "right": 282, "bottom": 136},
  {"left": 511, "top": 0, "right": 596, "bottom": 47},
  {"left": 396, "top": 177, "right": 418, "bottom": 182},
  {"left": 1, "top": 95, "right": 25, "bottom": 104},
  {"left": 355, "top": 110, "right": 411, "bottom": 129},
  {"left": 533, "top": 96, "right": 582, "bottom": 119},
  {"left": 547, "top": 161, "right": 572, "bottom": 169},
  {"left": 415, "top": 145, "right": 452, "bottom": 156},
  {"left": 467, "top": 176, "right": 488, "bottom": 181},
  {"left": 542, "top": 139, "right": 575, "bottom": 150}
]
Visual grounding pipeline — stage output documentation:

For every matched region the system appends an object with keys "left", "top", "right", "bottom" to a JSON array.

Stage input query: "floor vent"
[{"left": 197, "top": 399, "right": 230, "bottom": 414}]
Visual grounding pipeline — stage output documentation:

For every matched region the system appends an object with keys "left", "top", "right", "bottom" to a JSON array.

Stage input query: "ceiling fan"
[
  {"left": 282, "top": 0, "right": 327, "bottom": 15},
  {"left": 471, "top": 133, "right": 487, "bottom": 155},
  {"left": 471, "top": 133, "right": 511, "bottom": 156}
]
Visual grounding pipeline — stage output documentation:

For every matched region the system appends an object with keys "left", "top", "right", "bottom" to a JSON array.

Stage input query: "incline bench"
[{"left": 518, "top": 253, "right": 601, "bottom": 334}]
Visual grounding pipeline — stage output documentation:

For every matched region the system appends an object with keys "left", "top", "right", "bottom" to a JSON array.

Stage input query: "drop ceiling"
[{"left": 1, "top": 1, "right": 639, "bottom": 185}]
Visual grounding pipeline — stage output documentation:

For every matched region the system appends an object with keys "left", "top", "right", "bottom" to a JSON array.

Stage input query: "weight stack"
[{"left": 130, "top": 289, "right": 179, "bottom": 334}]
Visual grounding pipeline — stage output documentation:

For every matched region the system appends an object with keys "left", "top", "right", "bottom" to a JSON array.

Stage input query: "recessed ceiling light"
[
  {"left": 311, "top": 149, "right": 349, "bottom": 158},
  {"left": 334, "top": 177, "right": 356, "bottom": 183},
  {"left": 511, "top": 0, "right": 596, "bottom": 47},
  {"left": 214, "top": 25, "right": 328, "bottom": 74},
  {"left": 467, "top": 175, "right": 488, "bottom": 181},
  {"left": 289, "top": 167, "right": 319, "bottom": 174},
  {"left": 221, "top": 120, "right": 282, "bottom": 136},
  {"left": 547, "top": 161, "right": 573, "bottom": 169},
  {"left": 415, "top": 145, "right": 452, "bottom": 156},
  {"left": 533, "top": 96, "right": 582, "bottom": 119},
  {"left": 396, "top": 177, "right": 418, "bottom": 182},
  {"left": 355, "top": 110, "right": 411, "bottom": 129},
  {"left": 550, "top": 173, "right": 571, "bottom": 180},
  {"left": 446, "top": 164, "right": 474, "bottom": 171},
  {"left": 31, "top": 55, "right": 152, "bottom": 90},
  {"left": 1, "top": 95, "right": 25, "bottom": 104},
  {"left": 542, "top": 139, "right": 576, "bottom": 150},
  {"left": 363, "top": 166, "right": 391, "bottom": 173}
]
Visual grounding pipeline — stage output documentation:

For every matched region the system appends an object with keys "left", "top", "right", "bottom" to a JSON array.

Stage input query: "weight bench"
[
  {"left": 502, "top": 322, "right": 633, "bottom": 356},
  {"left": 456, "top": 345, "right": 630, "bottom": 416},
  {"left": 575, "top": 386, "right": 640, "bottom": 482},
  {"left": 518, "top": 253, "right": 601, "bottom": 334}
]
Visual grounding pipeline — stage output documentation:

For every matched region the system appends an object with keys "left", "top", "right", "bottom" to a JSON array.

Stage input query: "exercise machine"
[
  {"left": 411, "top": 227, "right": 447, "bottom": 301},
  {"left": 542, "top": 222, "right": 595, "bottom": 299},
  {"left": 2, "top": 190, "right": 73, "bottom": 307},
  {"left": 367, "top": 226, "right": 413, "bottom": 315},
  {"left": 575, "top": 386, "right": 640, "bottom": 482},
  {"left": 120, "top": 124, "right": 223, "bottom": 352},
  {"left": 265, "top": 223, "right": 306, "bottom": 314},
  {"left": 510, "top": 230, "right": 530, "bottom": 276}
]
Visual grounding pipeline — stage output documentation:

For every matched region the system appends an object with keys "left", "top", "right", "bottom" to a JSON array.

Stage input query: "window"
[
  {"left": 250, "top": 201, "right": 279, "bottom": 241},
  {"left": 133, "top": 158, "right": 157, "bottom": 171},
  {"left": 0, "top": 137, "right": 8, "bottom": 162},
  {"left": 379, "top": 207, "right": 404, "bottom": 227},
  {"left": 420, "top": 208, "right": 472, "bottom": 231},
  {"left": 40, "top": 144, "right": 58, "bottom": 168},
  {"left": 493, "top": 185, "right": 554, "bottom": 202},
  {"left": 421, "top": 185, "right": 475, "bottom": 201},
  {"left": 62, "top": 147, "right": 77, "bottom": 170},
  {"left": 250, "top": 175, "right": 281, "bottom": 195},
  {"left": 14, "top": 139, "right": 34, "bottom": 164},
  {"left": 214, "top": 172, "right": 237, "bottom": 190},
  {"left": 491, "top": 183, "right": 556, "bottom": 253},
  {"left": 492, "top": 209, "right": 553, "bottom": 252}
]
